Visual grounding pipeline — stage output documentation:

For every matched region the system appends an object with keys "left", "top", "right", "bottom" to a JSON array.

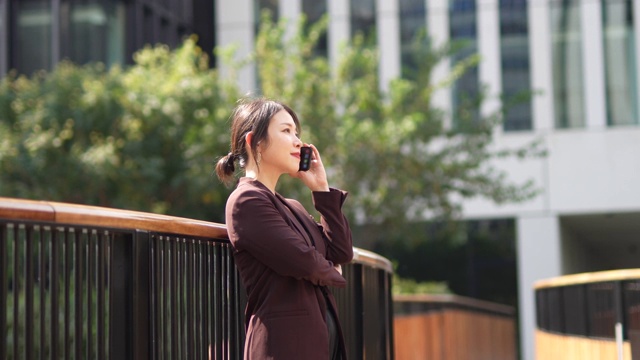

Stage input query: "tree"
[
  {"left": 0, "top": 14, "right": 542, "bottom": 231},
  {"left": 0, "top": 39, "right": 238, "bottom": 221},
  {"left": 248, "top": 13, "right": 542, "bottom": 301},
  {"left": 251, "top": 13, "right": 542, "bottom": 227},
  {"left": 0, "top": 14, "right": 543, "bottom": 301}
]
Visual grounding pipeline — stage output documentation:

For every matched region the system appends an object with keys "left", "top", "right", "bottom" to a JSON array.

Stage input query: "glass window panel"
[
  {"left": 350, "top": 0, "right": 376, "bottom": 44},
  {"left": 107, "top": 4, "right": 125, "bottom": 66},
  {"left": 14, "top": 0, "right": 52, "bottom": 74},
  {"left": 602, "top": 0, "right": 638, "bottom": 126},
  {"left": 302, "top": 0, "right": 328, "bottom": 58},
  {"left": 255, "top": 0, "right": 278, "bottom": 31},
  {"left": 550, "top": 0, "right": 585, "bottom": 129},
  {"left": 69, "top": 1, "right": 125, "bottom": 67},
  {"left": 143, "top": 6, "right": 155, "bottom": 45},
  {"left": 253, "top": 0, "right": 279, "bottom": 93},
  {"left": 500, "top": 0, "right": 532, "bottom": 131},
  {"left": 1, "top": 0, "right": 7, "bottom": 75},
  {"left": 254, "top": 0, "right": 278, "bottom": 81},
  {"left": 399, "top": 0, "right": 427, "bottom": 80},
  {"left": 450, "top": 0, "right": 480, "bottom": 128}
]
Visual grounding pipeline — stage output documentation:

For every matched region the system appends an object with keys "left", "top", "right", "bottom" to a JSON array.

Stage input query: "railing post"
[
  {"left": 0, "top": 223, "right": 6, "bottom": 359},
  {"left": 383, "top": 270, "right": 394, "bottom": 360},
  {"left": 614, "top": 281, "right": 624, "bottom": 360},
  {"left": 354, "top": 264, "right": 364, "bottom": 359},
  {"left": 133, "top": 230, "right": 151, "bottom": 359},
  {"left": 109, "top": 233, "right": 146, "bottom": 360},
  {"left": 108, "top": 230, "right": 151, "bottom": 360},
  {"left": 110, "top": 232, "right": 134, "bottom": 360}
]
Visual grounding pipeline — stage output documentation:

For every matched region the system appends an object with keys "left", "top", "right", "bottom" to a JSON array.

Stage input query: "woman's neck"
[{"left": 245, "top": 168, "right": 279, "bottom": 193}]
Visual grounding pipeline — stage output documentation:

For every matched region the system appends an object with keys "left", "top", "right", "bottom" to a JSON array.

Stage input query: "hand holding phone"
[
  {"left": 299, "top": 146, "right": 312, "bottom": 171},
  {"left": 294, "top": 144, "right": 329, "bottom": 192}
]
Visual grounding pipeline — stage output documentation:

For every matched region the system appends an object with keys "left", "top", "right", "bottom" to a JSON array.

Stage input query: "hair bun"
[{"left": 225, "top": 153, "right": 236, "bottom": 173}]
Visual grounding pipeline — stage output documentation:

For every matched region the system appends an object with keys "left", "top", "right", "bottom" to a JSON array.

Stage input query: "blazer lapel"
[{"left": 274, "top": 193, "right": 315, "bottom": 247}]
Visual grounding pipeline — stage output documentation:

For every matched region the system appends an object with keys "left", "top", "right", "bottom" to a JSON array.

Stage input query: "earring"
[{"left": 257, "top": 152, "right": 262, "bottom": 165}]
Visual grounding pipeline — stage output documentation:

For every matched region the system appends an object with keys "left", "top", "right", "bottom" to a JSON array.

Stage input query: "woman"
[{"left": 215, "top": 98, "right": 353, "bottom": 360}]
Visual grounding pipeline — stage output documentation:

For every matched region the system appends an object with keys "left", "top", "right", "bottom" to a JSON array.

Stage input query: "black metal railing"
[
  {"left": 536, "top": 277, "right": 640, "bottom": 339},
  {"left": 0, "top": 197, "right": 394, "bottom": 360},
  {"left": 334, "top": 253, "right": 395, "bottom": 359},
  {"left": 535, "top": 270, "right": 640, "bottom": 358},
  {"left": 147, "top": 232, "right": 245, "bottom": 360},
  {"left": 2, "top": 223, "right": 121, "bottom": 359}
]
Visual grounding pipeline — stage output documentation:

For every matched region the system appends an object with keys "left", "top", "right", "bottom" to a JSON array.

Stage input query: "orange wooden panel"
[
  {"left": 395, "top": 313, "right": 445, "bottom": 360},
  {"left": 536, "top": 330, "right": 631, "bottom": 360},
  {"left": 394, "top": 309, "right": 516, "bottom": 360}
]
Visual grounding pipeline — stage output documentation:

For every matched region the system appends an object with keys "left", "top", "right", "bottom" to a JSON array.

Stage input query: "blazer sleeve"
[
  {"left": 227, "top": 187, "right": 346, "bottom": 287},
  {"left": 312, "top": 188, "right": 354, "bottom": 265}
]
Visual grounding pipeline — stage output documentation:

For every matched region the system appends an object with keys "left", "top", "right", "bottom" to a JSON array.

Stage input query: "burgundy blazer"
[{"left": 226, "top": 177, "right": 354, "bottom": 360}]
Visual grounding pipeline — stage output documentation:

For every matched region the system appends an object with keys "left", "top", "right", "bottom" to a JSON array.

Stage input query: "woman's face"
[{"left": 258, "top": 109, "right": 303, "bottom": 175}]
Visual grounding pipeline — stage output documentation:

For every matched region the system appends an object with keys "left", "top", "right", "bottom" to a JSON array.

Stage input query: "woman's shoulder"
[{"left": 227, "top": 178, "right": 274, "bottom": 205}]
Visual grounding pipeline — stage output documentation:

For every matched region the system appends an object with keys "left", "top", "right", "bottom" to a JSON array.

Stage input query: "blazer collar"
[
  {"left": 238, "top": 177, "right": 315, "bottom": 247},
  {"left": 274, "top": 193, "right": 315, "bottom": 248}
]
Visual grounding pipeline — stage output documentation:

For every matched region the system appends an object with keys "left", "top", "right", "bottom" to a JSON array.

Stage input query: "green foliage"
[
  {"left": 393, "top": 267, "right": 452, "bottom": 295},
  {"left": 0, "top": 13, "right": 542, "bottom": 307},
  {"left": 250, "top": 13, "right": 534, "bottom": 303},
  {"left": 0, "top": 13, "right": 542, "bottom": 233},
  {"left": 0, "top": 37, "right": 237, "bottom": 221},
  {"left": 252, "top": 12, "right": 543, "bottom": 226},
  {"left": 370, "top": 218, "right": 519, "bottom": 305}
]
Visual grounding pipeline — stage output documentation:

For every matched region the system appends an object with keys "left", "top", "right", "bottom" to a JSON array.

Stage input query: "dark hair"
[{"left": 215, "top": 97, "right": 300, "bottom": 185}]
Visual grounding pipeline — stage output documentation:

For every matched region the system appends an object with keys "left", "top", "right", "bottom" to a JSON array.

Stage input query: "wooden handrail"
[
  {"left": 394, "top": 293, "right": 515, "bottom": 316},
  {"left": 534, "top": 269, "right": 640, "bottom": 289},
  {"left": 0, "top": 197, "right": 227, "bottom": 239},
  {"left": 0, "top": 196, "right": 393, "bottom": 272},
  {"left": 353, "top": 247, "right": 393, "bottom": 273}
]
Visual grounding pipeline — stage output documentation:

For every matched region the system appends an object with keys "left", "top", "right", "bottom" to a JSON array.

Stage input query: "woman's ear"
[{"left": 245, "top": 131, "right": 254, "bottom": 150}]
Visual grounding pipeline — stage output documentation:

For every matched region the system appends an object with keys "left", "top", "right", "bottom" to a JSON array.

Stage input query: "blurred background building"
[
  {"left": 2, "top": 1, "right": 640, "bottom": 359},
  {"left": 0, "top": 0, "right": 215, "bottom": 75}
]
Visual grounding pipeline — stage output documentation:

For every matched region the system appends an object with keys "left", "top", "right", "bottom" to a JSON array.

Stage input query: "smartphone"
[{"left": 299, "top": 146, "right": 312, "bottom": 171}]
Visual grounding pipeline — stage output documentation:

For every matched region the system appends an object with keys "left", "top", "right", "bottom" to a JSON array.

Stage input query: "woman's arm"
[
  {"left": 289, "top": 144, "right": 352, "bottom": 263},
  {"left": 312, "top": 188, "right": 354, "bottom": 265}
]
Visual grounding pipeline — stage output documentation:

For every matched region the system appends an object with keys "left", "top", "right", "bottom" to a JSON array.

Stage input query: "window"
[
  {"left": 302, "top": 0, "right": 328, "bottom": 58},
  {"left": 550, "top": 0, "right": 585, "bottom": 129},
  {"left": 1, "top": 0, "right": 7, "bottom": 75},
  {"left": 14, "top": 0, "right": 53, "bottom": 75},
  {"left": 255, "top": 0, "right": 278, "bottom": 31},
  {"left": 450, "top": 0, "right": 480, "bottom": 129},
  {"left": 69, "top": 1, "right": 125, "bottom": 67},
  {"left": 350, "top": 0, "right": 376, "bottom": 44},
  {"left": 399, "top": 0, "right": 427, "bottom": 80},
  {"left": 602, "top": 0, "right": 638, "bottom": 126},
  {"left": 500, "top": 0, "right": 532, "bottom": 131}
]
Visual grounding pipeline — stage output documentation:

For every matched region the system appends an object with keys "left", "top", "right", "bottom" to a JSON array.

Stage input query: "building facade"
[
  {"left": 216, "top": 1, "right": 640, "bottom": 359},
  {"left": 0, "top": 0, "right": 215, "bottom": 76}
]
